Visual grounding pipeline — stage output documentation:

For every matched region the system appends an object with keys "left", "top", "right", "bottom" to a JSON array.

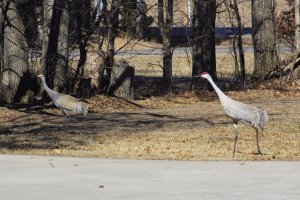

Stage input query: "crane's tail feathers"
[
  {"left": 259, "top": 108, "right": 268, "bottom": 129},
  {"left": 80, "top": 99, "right": 89, "bottom": 104},
  {"left": 81, "top": 102, "right": 89, "bottom": 116},
  {"left": 71, "top": 101, "right": 88, "bottom": 116}
]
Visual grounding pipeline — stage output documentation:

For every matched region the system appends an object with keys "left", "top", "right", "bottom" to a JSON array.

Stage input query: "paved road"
[
  {"left": 0, "top": 155, "right": 299, "bottom": 200},
  {"left": 115, "top": 45, "right": 292, "bottom": 57},
  {"left": 116, "top": 47, "right": 255, "bottom": 57},
  {"left": 56, "top": 45, "right": 291, "bottom": 59}
]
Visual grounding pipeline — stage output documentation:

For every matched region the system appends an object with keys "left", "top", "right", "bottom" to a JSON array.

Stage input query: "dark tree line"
[{"left": 0, "top": 0, "right": 287, "bottom": 104}]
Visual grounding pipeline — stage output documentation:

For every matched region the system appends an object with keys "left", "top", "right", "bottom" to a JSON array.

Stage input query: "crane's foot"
[
  {"left": 257, "top": 149, "right": 262, "bottom": 155},
  {"left": 63, "top": 115, "right": 71, "bottom": 123},
  {"left": 232, "top": 151, "right": 236, "bottom": 157}
]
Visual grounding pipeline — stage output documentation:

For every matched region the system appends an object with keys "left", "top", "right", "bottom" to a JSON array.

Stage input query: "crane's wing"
[
  {"left": 222, "top": 98, "right": 263, "bottom": 126},
  {"left": 54, "top": 94, "right": 87, "bottom": 114}
]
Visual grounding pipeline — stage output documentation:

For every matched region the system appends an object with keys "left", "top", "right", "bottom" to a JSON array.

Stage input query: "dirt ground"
[{"left": 1, "top": 80, "right": 300, "bottom": 161}]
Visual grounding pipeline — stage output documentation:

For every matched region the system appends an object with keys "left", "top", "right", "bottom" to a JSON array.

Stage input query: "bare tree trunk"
[
  {"left": 40, "top": 0, "right": 69, "bottom": 93},
  {"left": 75, "top": 0, "right": 92, "bottom": 78},
  {"left": 290, "top": 0, "right": 300, "bottom": 79},
  {"left": 232, "top": 0, "right": 245, "bottom": 87},
  {"left": 0, "top": 3, "right": 5, "bottom": 80},
  {"left": 120, "top": 0, "right": 137, "bottom": 35},
  {"left": 84, "top": 0, "right": 108, "bottom": 94},
  {"left": 106, "top": 0, "right": 119, "bottom": 81},
  {"left": 136, "top": 0, "right": 145, "bottom": 39},
  {"left": 191, "top": 0, "right": 216, "bottom": 89},
  {"left": 72, "top": 0, "right": 109, "bottom": 96},
  {"left": 158, "top": 0, "right": 173, "bottom": 92},
  {"left": 225, "top": 0, "right": 246, "bottom": 87},
  {"left": 40, "top": 0, "right": 54, "bottom": 90},
  {"left": 224, "top": 1, "right": 239, "bottom": 81},
  {"left": 296, "top": 0, "right": 300, "bottom": 49},
  {"left": 0, "top": 0, "right": 30, "bottom": 104},
  {"left": 53, "top": 0, "right": 69, "bottom": 92},
  {"left": 252, "top": 0, "right": 278, "bottom": 79},
  {"left": 75, "top": 0, "right": 105, "bottom": 77},
  {"left": 35, "top": 4, "right": 43, "bottom": 46}
]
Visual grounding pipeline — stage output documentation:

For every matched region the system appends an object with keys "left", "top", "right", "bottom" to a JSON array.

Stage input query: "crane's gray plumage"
[
  {"left": 198, "top": 72, "right": 268, "bottom": 156},
  {"left": 37, "top": 74, "right": 88, "bottom": 117}
]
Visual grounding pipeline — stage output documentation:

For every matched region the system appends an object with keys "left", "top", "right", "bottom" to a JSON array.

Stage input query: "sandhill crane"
[
  {"left": 37, "top": 74, "right": 88, "bottom": 117},
  {"left": 194, "top": 72, "right": 268, "bottom": 156}
]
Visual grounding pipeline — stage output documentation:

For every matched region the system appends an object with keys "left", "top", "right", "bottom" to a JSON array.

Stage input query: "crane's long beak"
[{"left": 192, "top": 75, "right": 201, "bottom": 78}]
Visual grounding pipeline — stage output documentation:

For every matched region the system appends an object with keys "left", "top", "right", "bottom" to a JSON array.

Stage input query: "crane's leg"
[
  {"left": 255, "top": 128, "right": 262, "bottom": 155},
  {"left": 62, "top": 109, "right": 70, "bottom": 119},
  {"left": 233, "top": 123, "right": 239, "bottom": 156}
]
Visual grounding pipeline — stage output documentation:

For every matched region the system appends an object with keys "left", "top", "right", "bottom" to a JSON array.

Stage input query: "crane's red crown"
[{"left": 201, "top": 72, "right": 209, "bottom": 75}]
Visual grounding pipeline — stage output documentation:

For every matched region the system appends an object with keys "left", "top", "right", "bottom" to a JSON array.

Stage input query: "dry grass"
[
  {"left": 115, "top": 52, "right": 255, "bottom": 78},
  {"left": 114, "top": 38, "right": 161, "bottom": 51},
  {"left": 3, "top": 46, "right": 298, "bottom": 161},
  {"left": 1, "top": 85, "right": 300, "bottom": 160},
  {"left": 1, "top": 0, "right": 297, "bottom": 159}
]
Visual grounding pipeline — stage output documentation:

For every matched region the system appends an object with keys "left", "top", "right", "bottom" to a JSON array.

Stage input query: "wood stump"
[
  {"left": 74, "top": 77, "right": 92, "bottom": 98},
  {"left": 108, "top": 60, "right": 134, "bottom": 99}
]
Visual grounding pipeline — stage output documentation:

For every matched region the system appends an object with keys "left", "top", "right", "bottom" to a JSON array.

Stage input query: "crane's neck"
[
  {"left": 40, "top": 77, "right": 57, "bottom": 99},
  {"left": 206, "top": 77, "right": 229, "bottom": 102}
]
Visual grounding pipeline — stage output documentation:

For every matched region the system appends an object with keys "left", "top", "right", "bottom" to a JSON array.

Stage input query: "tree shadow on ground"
[
  {"left": 1, "top": 96, "right": 296, "bottom": 151},
  {"left": 0, "top": 108, "right": 230, "bottom": 151}
]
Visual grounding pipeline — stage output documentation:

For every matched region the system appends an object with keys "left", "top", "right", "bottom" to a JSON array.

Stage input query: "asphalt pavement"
[{"left": 0, "top": 155, "right": 299, "bottom": 200}]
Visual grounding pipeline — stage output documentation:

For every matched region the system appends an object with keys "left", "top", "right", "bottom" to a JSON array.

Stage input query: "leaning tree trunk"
[
  {"left": 158, "top": 0, "right": 173, "bottom": 92},
  {"left": 191, "top": 0, "right": 216, "bottom": 89},
  {"left": 252, "top": 0, "right": 278, "bottom": 79},
  {"left": 0, "top": 0, "right": 31, "bottom": 104},
  {"left": 267, "top": 0, "right": 300, "bottom": 80}
]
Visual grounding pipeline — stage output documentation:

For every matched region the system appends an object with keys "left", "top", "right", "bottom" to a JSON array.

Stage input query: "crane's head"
[
  {"left": 193, "top": 72, "right": 211, "bottom": 79},
  {"left": 200, "top": 72, "right": 211, "bottom": 79},
  {"left": 37, "top": 74, "right": 45, "bottom": 78}
]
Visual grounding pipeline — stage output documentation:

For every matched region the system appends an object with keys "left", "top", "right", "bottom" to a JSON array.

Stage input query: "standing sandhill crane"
[
  {"left": 37, "top": 74, "right": 88, "bottom": 117},
  {"left": 194, "top": 72, "right": 268, "bottom": 156}
]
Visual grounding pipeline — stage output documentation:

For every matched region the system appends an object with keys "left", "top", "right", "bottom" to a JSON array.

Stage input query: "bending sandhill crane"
[
  {"left": 194, "top": 72, "right": 268, "bottom": 156},
  {"left": 37, "top": 74, "right": 88, "bottom": 117}
]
